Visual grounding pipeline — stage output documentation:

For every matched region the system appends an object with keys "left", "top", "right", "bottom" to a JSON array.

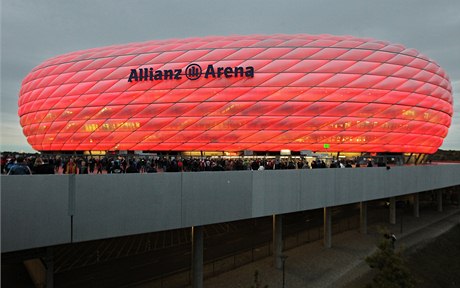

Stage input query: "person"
[
  {"left": 384, "top": 233, "right": 397, "bottom": 249},
  {"left": 7, "top": 156, "right": 32, "bottom": 175},
  {"left": 121, "top": 158, "right": 127, "bottom": 172},
  {"left": 145, "top": 163, "right": 157, "bottom": 173},
  {"left": 96, "top": 159, "right": 103, "bottom": 174},
  {"left": 65, "top": 158, "right": 78, "bottom": 174},
  {"left": 177, "top": 158, "right": 183, "bottom": 172},
  {"left": 109, "top": 160, "right": 123, "bottom": 173},
  {"left": 88, "top": 157, "right": 95, "bottom": 173},
  {"left": 311, "top": 160, "right": 318, "bottom": 169},
  {"left": 54, "top": 157, "right": 62, "bottom": 173},
  {"left": 1, "top": 155, "right": 7, "bottom": 174},
  {"left": 4, "top": 158, "right": 16, "bottom": 174},
  {"left": 42, "top": 158, "right": 55, "bottom": 174},
  {"left": 32, "top": 157, "right": 48, "bottom": 174},
  {"left": 125, "top": 161, "right": 139, "bottom": 173},
  {"left": 302, "top": 161, "right": 310, "bottom": 169},
  {"left": 320, "top": 161, "right": 327, "bottom": 168},
  {"left": 79, "top": 161, "right": 89, "bottom": 174}
]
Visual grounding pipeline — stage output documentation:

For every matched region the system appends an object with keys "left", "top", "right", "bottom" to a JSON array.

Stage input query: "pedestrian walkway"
[{"left": 194, "top": 206, "right": 460, "bottom": 288}]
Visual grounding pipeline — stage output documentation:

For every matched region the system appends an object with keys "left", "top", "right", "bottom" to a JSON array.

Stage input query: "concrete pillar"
[
  {"left": 360, "top": 202, "right": 367, "bottom": 234},
  {"left": 192, "top": 226, "right": 203, "bottom": 288},
  {"left": 45, "top": 247, "right": 54, "bottom": 288},
  {"left": 437, "top": 190, "right": 443, "bottom": 212},
  {"left": 413, "top": 193, "right": 420, "bottom": 218},
  {"left": 323, "top": 207, "right": 332, "bottom": 248},
  {"left": 273, "top": 214, "right": 283, "bottom": 269},
  {"left": 389, "top": 197, "right": 396, "bottom": 225}
]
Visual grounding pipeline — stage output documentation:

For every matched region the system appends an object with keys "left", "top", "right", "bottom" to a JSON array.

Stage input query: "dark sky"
[{"left": 1, "top": 0, "right": 459, "bottom": 151}]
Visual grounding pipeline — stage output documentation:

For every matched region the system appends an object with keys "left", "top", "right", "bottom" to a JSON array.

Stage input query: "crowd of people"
[{"left": 1, "top": 153, "right": 377, "bottom": 175}]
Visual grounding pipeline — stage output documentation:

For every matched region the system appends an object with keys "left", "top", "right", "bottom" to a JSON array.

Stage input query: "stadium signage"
[{"left": 128, "top": 63, "right": 254, "bottom": 82}]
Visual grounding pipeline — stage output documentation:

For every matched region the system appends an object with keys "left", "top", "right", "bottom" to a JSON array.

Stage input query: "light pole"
[{"left": 280, "top": 255, "right": 288, "bottom": 288}]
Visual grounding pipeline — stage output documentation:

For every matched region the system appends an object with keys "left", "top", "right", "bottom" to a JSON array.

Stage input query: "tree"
[{"left": 365, "top": 236, "right": 416, "bottom": 288}]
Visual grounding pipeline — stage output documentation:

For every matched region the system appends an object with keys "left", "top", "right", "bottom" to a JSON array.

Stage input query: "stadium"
[{"left": 18, "top": 34, "right": 453, "bottom": 156}]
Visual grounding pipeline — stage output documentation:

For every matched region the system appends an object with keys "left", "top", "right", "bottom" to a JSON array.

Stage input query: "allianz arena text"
[{"left": 18, "top": 34, "right": 453, "bottom": 153}]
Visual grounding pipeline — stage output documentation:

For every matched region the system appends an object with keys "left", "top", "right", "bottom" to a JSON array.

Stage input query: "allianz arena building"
[{"left": 18, "top": 34, "right": 453, "bottom": 156}]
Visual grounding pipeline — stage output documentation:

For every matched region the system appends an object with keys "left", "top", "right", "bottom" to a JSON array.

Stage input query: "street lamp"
[{"left": 280, "top": 255, "right": 288, "bottom": 288}]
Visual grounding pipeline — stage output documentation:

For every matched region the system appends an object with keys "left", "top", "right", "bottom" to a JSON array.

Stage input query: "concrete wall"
[
  {"left": 73, "top": 173, "right": 183, "bottom": 242},
  {"left": 2, "top": 164, "right": 460, "bottom": 252},
  {"left": 1, "top": 176, "right": 71, "bottom": 252}
]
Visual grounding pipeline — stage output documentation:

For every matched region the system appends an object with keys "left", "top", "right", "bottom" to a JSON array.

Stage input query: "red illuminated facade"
[{"left": 19, "top": 34, "right": 453, "bottom": 153}]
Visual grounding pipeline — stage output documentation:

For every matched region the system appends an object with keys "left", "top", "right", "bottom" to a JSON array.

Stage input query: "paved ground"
[{"left": 192, "top": 206, "right": 460, "bottom": 288}]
